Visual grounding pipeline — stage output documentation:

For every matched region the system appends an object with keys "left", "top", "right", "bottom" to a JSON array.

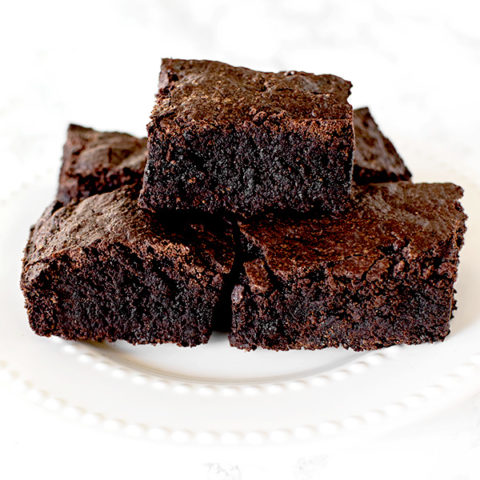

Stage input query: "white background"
[{"left": 1, "top": 0, "right": 480, "bottom": 478}]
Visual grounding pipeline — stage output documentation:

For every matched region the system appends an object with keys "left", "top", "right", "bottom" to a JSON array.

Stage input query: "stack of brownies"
[{"left": 21, "top": 59, "right": 467, "bottom": 351}]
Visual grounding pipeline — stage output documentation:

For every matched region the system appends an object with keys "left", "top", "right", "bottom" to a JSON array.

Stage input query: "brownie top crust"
[
  {"left": 238, "top": 182, "right": 466, "bottom": 283},
  {"left": 150, "top": 58, "right": 353, "bottom": 132},
  {"left": 353, "top": 107, "right": 411, "bottom": 184},
  {"left": 24, "top": 186, "right": 235, "bottom": 285},
  {"left": 57, "top": 124, "right": 147, "bottom": 204}
]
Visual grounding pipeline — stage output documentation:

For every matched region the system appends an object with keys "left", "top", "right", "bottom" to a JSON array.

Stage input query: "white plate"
[{"left": 1, "top": 159, "right": 479, "bottom": 446}]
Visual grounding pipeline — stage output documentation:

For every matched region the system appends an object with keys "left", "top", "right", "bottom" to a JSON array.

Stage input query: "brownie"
[
  {"left": 353, "top": 107, "right": 411, "bottom": 184},
  {"left": 57, "top": 124, "right": 147, "bottom": 205},
  {"left": 230, "top": 182, "right": 467, "bottom": 351},
  {"left": 139, "top": 58, "right": 354, "bottom": 218},
  {"left": 21, "top": 186, "right": 235, "bottom": 346}
]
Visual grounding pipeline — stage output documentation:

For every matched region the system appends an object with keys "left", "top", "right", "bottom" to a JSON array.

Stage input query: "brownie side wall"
[
  {"left": 230, "top": 226, "right": 465, "bottom": 351},
  {"left": 231, "top": 275, "right": 454, "bottom": 351},
  {"left": 140, "top": 119, "right": 353, "bottom": 217},
  {"left": 21, "top": 244, "right": 224, "bottom": 347}
]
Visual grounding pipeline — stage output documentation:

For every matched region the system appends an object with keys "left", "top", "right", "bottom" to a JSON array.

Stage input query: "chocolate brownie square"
[
  {"left": 57, "top": 124, "right": 147, "bottom": 205},
  {"left": 21, "top": 186, "right": 235, "bottom": 346},
  {"left": 230, "top": 182, "right": 466, "bottom": 351},
  {"left": 353, "top": 107, "right": 411, "bottom": 184},
  {"left": 139, "top": 59, "right": 354, "bottom": 218}
]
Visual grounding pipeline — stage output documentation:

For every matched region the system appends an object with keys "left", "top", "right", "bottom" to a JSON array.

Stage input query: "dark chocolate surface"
[
  {"left": 238, "top": 182, "right": 463, "bottom": 281},
  {"left": 152, "top": 59, "right": 352, "bottom": 128}
]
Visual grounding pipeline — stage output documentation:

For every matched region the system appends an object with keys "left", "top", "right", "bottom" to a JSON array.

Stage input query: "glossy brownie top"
[
  {"left": 150, "top": 58, "right": 353, "bottom": 132},
  {"left": 24, "top": 186, "right": 235, "bottom": 284},
  {"left": 238, "top": 182, "right": 466, "bottom": 283}
]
